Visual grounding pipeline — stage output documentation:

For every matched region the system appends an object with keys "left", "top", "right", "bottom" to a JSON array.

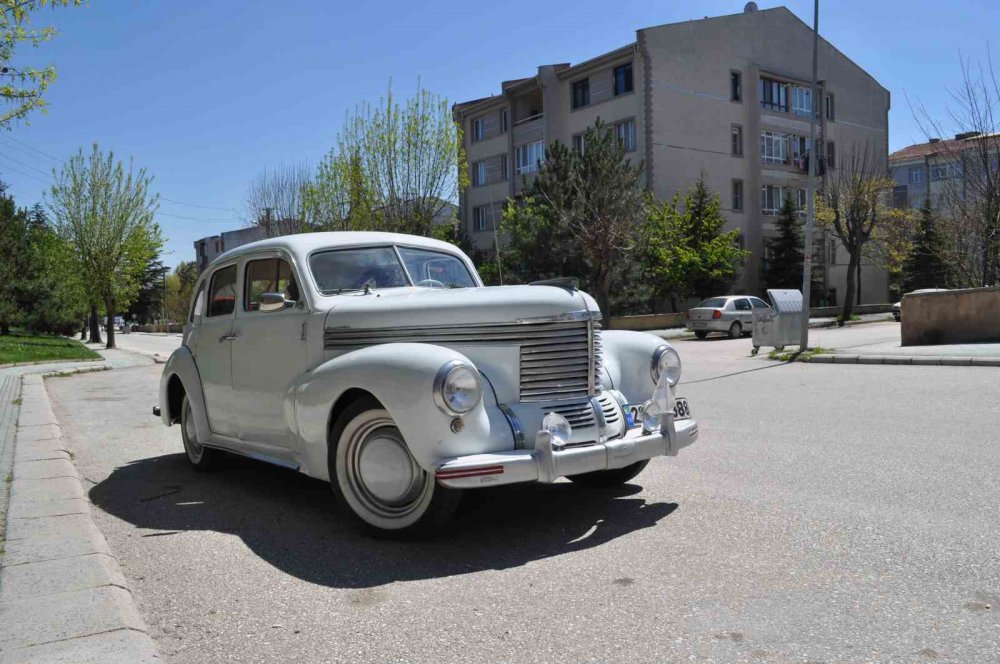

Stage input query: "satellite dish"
[{"left": 744, "top": 1, "right": 759, "bottom": 12}]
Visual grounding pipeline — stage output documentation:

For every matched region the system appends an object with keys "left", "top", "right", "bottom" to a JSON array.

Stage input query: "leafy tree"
[
  {"left": 816, "top": 146, "right": 906, "bottom": 323},
  {"left": 125, "top": 257, "right": 166, "bottom": 325},
  {"left": 902, "top": 199, "right": 952, "bottom": 292},
  {"left": 303, "top": 83, "right": 467, "bottom": 236},
  {"left": 49, "top": 144, "right": 163, "bottom": 349},
  {"left": 1, "top": 0, "right": 81, "bottom": 127},
  {"left": 762, "top": 195, "right": 822, "bottom": 295},
  {"left": 502, "top": 121, "right": 646, "bottom": 323},
  {"left": 0, "top": 182, "right": 30, "bottom": 334},
  {"left": 641, "top": 177, "right": 749, "bottom": 309}
]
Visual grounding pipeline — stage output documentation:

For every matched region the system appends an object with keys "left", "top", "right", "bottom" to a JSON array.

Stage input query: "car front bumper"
[{"left": 434, "top": 414, "right": 698, "bottom": 489}]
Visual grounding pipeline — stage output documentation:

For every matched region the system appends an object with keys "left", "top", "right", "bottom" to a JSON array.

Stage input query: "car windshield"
[
  {"left": 309, "top": 245, "right": 476, "bottom": 294},
  {"left": 698, "top": 297, "right": 729, "bottom": 308}
]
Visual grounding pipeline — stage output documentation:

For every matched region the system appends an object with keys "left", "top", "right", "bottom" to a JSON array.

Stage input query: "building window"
[
  {"left": 515, "top": 140, "right": 545, "bottom": 174},
  {"left": 613, "top": 62, "right": 633, "bottom": 96},
  {"left": 572, "top": 78, "right": 590, "bottom": 109},
  {"left": 730, "top": 70, "right": 742, "bottom": 102},
  {"left": 732, "top": 180, "right": 744, "bottom": 212},
  {"left": 791, "top": 86, "right": 813, "bottom": 117},
  {"left": 614, "top": 119, "right": 636, "bottom": 152},
  {"left": 760, "top": 131, "right": 788, "bottom": 164},
  {"left": 731, "top": 124, "right": 743, "bottom": 157},
  {"left": 500, "top": 154, "right": 508, "bottom": 180},
  {"left": 825, "top": 93, "right": 835, "bottom": 121},
  {"left": 828, "top": 239, "right": 837, "bottom": 265},
  {"left": 500, "top": 108, "right": 508, "bottom": 133},
  {"left": 572, "top": 133, "right": 585, "bottom": 156},
  {"left": 792, "top": 135, "right": 811, "bottom": 166},
  {"left": 472, "top": 117, "right": 485, "bottom": 142},
  {"left": 826, "top": 141, "right": 835, "bottom": 169},
  {"left": 472, "top": 205, "right": 490, "bottom": 232},
  {"left": 759, "top": 77, "right": 788, "bottom": 112},
  {"left": 761, "top": 184, "right": 798, "bottom": 215},
  {"left": 908, "top": 166, "right": 924, "bottom": 184},
  {"left": 472, "top": 160, "right": 486, "bottom": 186},
  {"left": 892, "top": 185, "right": 909, "bottom": 208},
  {"left": 930, "top": 163, "right": 956, "bottom": 180},
  {"left": 794, "top": 188, "right": 807, "bottom": 214}
]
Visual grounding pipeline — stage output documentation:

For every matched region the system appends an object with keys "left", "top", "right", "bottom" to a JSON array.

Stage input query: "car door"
[
  {"left": 194, "top": 263, "right": 239, "bottom": 437},
  {"left": 734, "top": 298, "right": 754, "bottom": 328},
  {"left": 231, "top": 253, "right": 309, "bottom": 453}
]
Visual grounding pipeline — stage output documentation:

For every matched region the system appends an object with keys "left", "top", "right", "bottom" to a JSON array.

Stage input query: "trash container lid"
[{"left": 766, "top": 289, "right": 803, "bottom": 314}]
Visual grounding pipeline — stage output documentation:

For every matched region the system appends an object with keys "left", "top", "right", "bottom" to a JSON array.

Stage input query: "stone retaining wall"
[{"left": 901, "top": 287, "right": 1000, "bottom": 346}]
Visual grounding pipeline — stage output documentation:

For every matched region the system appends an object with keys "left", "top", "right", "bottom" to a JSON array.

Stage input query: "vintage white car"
[{"left": 156, "top": 232, "right": 698, "bottom": 535}]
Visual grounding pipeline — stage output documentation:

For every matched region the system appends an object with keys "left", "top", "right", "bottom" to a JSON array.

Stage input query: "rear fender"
[
  {"left": 159, "top": 346, "right": 211, "bottom": 442},
  {"left": 294, "top": 343, "right": 504, "bottom": 481}
]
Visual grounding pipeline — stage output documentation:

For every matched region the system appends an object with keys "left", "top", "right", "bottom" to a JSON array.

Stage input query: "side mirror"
[{"left": 259, "top": 292, "right": 293, "bottom": 312}]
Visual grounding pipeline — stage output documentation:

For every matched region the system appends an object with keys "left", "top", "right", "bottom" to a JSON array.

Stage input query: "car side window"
[
  {"left": 244, "top": 257, "right": 300, "bottom": 311},
  {"left": 750, "top": 297, "right": 770, "bottom": 309},
  {"left": 189, "top": 284, "right": 206, "bottom": 321},
  {"left": 207, "top": 265, "right": 237, "bottom": 317},
  {"left": 735, "top": 298, "right": 752, "bottom": 311}
]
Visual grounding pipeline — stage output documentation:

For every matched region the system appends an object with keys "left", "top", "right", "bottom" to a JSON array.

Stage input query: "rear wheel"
[
  {"left": 181, "top": 395, "right": 221, "bottom": 471},
  {"left": 728, "top": 321, "right": 743, "bottom": 339},
  {"left": 568, "top": 460, "right": 649, "bottom": 487},
  {"left": 329, "top": 396, "right": 462, "bottom": 537},
  {"left": 694, "top": 330, "right": 708, "bottom": 339}
]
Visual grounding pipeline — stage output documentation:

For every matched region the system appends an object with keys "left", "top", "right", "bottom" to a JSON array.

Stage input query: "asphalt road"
[{"left": 46, "top": 325, "right": 1000, "bottom": 663}]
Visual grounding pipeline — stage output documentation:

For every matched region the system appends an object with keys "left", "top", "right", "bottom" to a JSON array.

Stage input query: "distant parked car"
[
  {"left": 892, "top": 289, "right": 947, "bottom": 322},
  {"left": 686, "top": 295, "right": 772, "bottom": 339}
]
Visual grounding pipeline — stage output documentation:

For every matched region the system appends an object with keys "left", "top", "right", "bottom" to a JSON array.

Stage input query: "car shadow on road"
[{"left": 89, "top": 453, "right": 678, "bottom": 589}]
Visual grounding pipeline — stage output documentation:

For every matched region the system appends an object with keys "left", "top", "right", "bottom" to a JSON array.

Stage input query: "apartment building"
[
  {"left": 889, "top": 132, "right": 987, "bottom": 210},
  {"left": 453, "top": 3, "right": 891, "bottom": 305}
]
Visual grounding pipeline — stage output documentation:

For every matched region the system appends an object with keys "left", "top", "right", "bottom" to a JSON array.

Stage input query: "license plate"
[
  {"left": 690, "top": 321, "right": 706, "bottom": 328},
  {"left": 625, "top": 398, "right": 692, "bottom": 426}
]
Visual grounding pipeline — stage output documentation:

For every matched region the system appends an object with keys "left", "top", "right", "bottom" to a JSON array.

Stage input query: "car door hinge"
[{"left": 300, "top": 322, "right": 307, "bottom": 341}]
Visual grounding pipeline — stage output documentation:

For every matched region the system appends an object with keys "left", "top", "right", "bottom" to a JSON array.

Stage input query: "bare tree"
[
  {"left": 243, "top": 162, "right": 311, "bottom": 237},
  {"left": 911, "top": 51, "right": 1000, "bottom": 287},
  {"left": 816, "top": 146, "right": 905, "bottom": 323}
]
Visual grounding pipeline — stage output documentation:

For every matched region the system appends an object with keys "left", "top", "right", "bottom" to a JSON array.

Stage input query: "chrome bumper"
[{"left": 435, "top": 415, "right": 698, "bottom": 489}]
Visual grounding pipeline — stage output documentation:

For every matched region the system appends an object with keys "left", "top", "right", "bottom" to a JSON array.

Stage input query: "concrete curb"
[
  {"left": 0, "top": 374, "right": 159, "bottom": 663},
  {"left": 808, "top": 354, "right": 1000, "bottom": 366}
]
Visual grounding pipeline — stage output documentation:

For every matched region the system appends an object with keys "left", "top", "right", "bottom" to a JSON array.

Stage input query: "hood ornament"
[{"left": 529, "top": 277, "right": 579, "bottom": 293}]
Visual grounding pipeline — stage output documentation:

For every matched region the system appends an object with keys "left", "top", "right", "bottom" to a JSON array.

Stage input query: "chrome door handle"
[{"left": 219, "top": 334, "right": 238, "bottom": 342}]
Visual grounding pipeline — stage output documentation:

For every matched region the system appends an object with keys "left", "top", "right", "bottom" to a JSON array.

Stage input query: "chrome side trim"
[{"left": 499, "top": 404, "right": 525, "bottom": 449}]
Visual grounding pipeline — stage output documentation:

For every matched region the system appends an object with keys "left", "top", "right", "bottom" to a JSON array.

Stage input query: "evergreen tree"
[
  {"left": 902, "top": 200, "right": 951, "bottom": 292},
  {"left": 762, "top": 195, "right": 822, "bottom": 295}
]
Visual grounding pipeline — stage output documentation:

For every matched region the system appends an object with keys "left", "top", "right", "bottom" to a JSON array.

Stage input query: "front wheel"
[
  {"left": 694, "top": 331, "right": 708, "bottom": 340},
  {"left": 568, "top": 460, "right": 650, "bottom": 487},
  {"left": 329, "top": 397, "right": 462, "bottom": 537},
  {"left": 181, "top": 395, "right": 221, "bottom": 471}
]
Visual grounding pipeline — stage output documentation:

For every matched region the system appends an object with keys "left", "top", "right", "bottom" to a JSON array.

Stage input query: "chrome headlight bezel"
[
  {"left": 433, "top": 360, "right": 483, "bottom": 415},
  {"left": 651, "top": 345, "right": 681, "bottom": 387}
]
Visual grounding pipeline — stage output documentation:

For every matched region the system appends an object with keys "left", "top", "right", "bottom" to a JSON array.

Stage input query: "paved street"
[
  {"left": 40, "top": 323, "right": 1000, "bottom": 663},
  {"left": 100, "top": 332, "right": 184, "bottom": 363}
]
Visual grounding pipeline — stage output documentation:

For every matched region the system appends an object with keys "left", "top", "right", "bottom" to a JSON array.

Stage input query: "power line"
[
  {"left": 159, "top": 196, "right": 235, "bottom": 212},
  {"left": 0, "top": 152, "right": 53, "bottom": 179},
  {"left": 155, "top": 211, "right": 238, "bottom": 224},
  {"left": 0, "top": 134, "right": 60, "bottom": 162}
]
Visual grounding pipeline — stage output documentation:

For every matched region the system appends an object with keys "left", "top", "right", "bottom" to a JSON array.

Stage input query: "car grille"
[
  {"left": 547, "top": 399, "right": 596, "bottom": 428},
  {"left": 325, "top": 319, "right": 601, "bottom": 403},
  {"left": 596, "top": 391, "right": 621, "bottom": 426}
]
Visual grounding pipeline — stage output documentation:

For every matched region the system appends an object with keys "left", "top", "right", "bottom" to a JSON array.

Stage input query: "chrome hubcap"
[{"left": 344, "top": 415, "right": 429, "bottom": 519}]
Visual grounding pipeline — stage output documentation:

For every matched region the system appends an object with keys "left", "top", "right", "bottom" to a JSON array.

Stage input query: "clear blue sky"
[{"left": 1, "top": 0, "right": 995, "bottom": 268}]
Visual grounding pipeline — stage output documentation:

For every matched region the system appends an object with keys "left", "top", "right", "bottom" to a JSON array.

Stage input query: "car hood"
[{"left": 321, "top": 285, "right": 600, "bottom": 330}]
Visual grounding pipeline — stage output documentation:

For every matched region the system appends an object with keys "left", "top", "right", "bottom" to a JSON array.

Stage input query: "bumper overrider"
[{"left": 435, "top": 389, "right": 698, "bottom": 489}]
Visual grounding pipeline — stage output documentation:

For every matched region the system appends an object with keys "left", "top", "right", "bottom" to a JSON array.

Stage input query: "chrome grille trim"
[
  {"left": 547, "top": 399, "right": 597, "bottom": 428},
  {"left": 597, "top": 392, "right": 621, "bottom": 425},
  {"left": 325, "top": 319, "right": 598, "bottom": 403}
]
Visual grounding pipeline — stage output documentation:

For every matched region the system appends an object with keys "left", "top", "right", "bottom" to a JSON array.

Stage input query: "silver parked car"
[{"left": 686, "top": 295, "right": 772, "bottom": 339}]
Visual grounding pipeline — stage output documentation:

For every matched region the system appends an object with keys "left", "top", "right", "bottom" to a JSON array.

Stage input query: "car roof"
[{"left": 209, "top": 231, "right": 463, "bottom": 269}]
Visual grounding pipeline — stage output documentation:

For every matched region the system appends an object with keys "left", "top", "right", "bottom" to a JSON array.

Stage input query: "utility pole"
[
  {"left": 162, "top": 265, "right": 168, "bottom": 324},
  {"left": 799, "top": 0, "right": 820, "bottom": 349}
]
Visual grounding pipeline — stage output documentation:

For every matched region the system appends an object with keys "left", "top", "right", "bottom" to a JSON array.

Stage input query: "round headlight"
[
  {"left": 434, "top": 362, "right": 482, "bottom": 415},
  {"left": 651, "top": 345, "right": 682, "bottom": 386},
  {"left": 541, "top": 412, "right": 572, "bottom": 448}
]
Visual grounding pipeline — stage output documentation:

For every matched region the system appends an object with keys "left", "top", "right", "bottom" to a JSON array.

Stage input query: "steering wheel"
[{"left": 416, "top": 278, "right": 446, "bottom": 288}]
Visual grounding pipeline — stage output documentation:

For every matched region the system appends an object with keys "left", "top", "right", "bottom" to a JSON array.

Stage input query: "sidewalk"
[
  {"left": 0, "top": 354, "right": 159, "bottom": 663},
  {"left": 805, "top": 322, "right": 1000, "bottom": 366}
]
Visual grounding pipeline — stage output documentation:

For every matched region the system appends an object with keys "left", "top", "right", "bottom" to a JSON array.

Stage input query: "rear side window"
[
  {"left": 735, "top": 298, "right": 752, "bottom": 311},
  {"left": 698, "top": 297, "right": 728, "bottom": 308},
  {"left": 244, "top": 258, "right": 300, "bottom": 311},
  {"left": 208, "top": 265, "right": 237, "bottom": 317},
  {"left": 189, "top": 284, "right": 206, "bottom": 321}
]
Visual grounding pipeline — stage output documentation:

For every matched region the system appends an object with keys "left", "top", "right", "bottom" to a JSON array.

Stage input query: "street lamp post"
[
  {"left": 162, "top": 265, "right": 168, "bottom": 324},
  {"left": 799, "top": 0, "right": 820, "bottom": 350}
]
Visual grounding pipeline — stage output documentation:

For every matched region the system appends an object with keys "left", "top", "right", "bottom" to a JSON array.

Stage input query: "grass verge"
[
  {"left": 768, "top": 347, "right": 834, "bottom": 362},
  {"left": 0, "top": 332, "right": 101, "bottom": 365}
]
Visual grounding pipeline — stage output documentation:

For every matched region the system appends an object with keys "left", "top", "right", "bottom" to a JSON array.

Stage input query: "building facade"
[
  {"left": 889, "top": 132, "right": 984, "bottom": 210},
  {"left": 194, "top": 226, "right": 266, "bottom": 273},
  {"left": 453, "top": 4, "right": 891, "bottom": 305}
]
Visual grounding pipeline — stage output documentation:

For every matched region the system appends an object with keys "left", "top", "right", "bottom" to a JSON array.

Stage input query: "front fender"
[
  {"left": 601, "top": 330, "right": 670, "bottom": 404},
  {"left": 294, "top": 343, "right": 513, "bottom": 481},
  {"left": 159, "top": 345, "right": 211, "bottom": 443}
]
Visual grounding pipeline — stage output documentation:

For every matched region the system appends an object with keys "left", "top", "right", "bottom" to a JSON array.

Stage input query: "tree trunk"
[
  {"left": 80, "top": 320, "right": 87, "bottom": 340},
  {"left": 840, "top": 249, "right": 861, "bottom": 325},
  {"left": 0, "top": 321, "right": 9, "bottom": 336},
  {"left": 856, "top": 261, "right": 862, "bottom": 305},
  {"left": 105, "top": 298, "right": 116, "bottom": 349},
  {"left": 88, "top": 305, "right": 102, "bottom": 344}
]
